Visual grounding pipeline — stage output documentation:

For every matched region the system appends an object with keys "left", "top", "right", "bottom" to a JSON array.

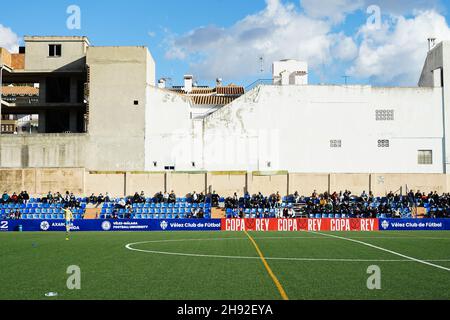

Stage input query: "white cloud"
[
  {"left": 300, "top": 0, "right": 365, "bottom": 24},
  {"left": 0, "top": 24, "right": 19, "bottom": 52},
  {"left": 164, "top": 0, "right": 450, "bottom": 86},
  {"left": 165, "top": 0, "right": 357, "bottom": 80},
  {"left": 348, "top": 10, "right": 450, "bottom": 85}
]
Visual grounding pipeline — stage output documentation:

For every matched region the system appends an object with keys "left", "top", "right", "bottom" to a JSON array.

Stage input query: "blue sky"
[{"left": 1, "top": 0, "right": 450, "bottom": 87}]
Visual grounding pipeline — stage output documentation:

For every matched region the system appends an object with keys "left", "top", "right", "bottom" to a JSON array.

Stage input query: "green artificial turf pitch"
[{"left": 0, "top": 231, "right": 449, "bottom": 300}]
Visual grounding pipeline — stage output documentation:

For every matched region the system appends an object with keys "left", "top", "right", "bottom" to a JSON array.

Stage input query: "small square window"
[
  {"left": 49, "top": 44, "right": 62, "bottom": 57},
  {"left": 376, "top": 110, "right": 394, "bottom": 121},
  {"left": 418, "top": 150, "right": 433, "bottom": 165},
  {"left": 378, "top": 140, "right": 390, "bottom": 148},
  {"left": 134, "top": 100, "right": 139, "bottom": 105},
  {"left": 330, "top": 140, "right": 342, "bottom": 148}
]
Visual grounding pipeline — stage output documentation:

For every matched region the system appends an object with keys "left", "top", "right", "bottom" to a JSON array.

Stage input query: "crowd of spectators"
[
  {"left": 3, "top": 189, "right": 450, "bottom": 219},
  {"left": 225, "top": 189, "right": 450, "bottom": 218},
  {"left": 2, "top": 191, "right": 30, "bottom": 204}
]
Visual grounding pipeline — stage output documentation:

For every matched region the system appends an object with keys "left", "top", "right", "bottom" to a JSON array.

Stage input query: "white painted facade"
[{"left": 201, "top": 85, "right": 443, "bottom": 173}]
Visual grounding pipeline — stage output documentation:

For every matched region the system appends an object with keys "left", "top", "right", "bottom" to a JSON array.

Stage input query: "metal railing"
[{"left": 245, "top": 79, "right": 273, "bottom": 92}]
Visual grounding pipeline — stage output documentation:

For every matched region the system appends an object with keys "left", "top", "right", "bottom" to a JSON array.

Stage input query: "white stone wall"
[{"left": 202, "top": 84, "right": 444, "bottom": 173}]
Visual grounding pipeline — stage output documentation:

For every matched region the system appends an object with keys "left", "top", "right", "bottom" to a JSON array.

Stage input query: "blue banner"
[
  {"left": 0, "top": 219, "right": 222, "bottom": 232},
  {"left": 379, "top": 218, "right": 450, "bottom": 231}
]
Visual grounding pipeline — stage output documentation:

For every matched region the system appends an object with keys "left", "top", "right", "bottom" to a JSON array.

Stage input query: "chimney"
[
  {"left": 184, "top": 75, "right": 193, "bottom": 93},
  {"left": 428, "top": 38, "right": 437, "bottom": 51},
  {"left": 158, "top": 78, "right": 166, "bottom": 89},
  {"left": 216, "top": 78, "right": 223, "bottom": 87}
]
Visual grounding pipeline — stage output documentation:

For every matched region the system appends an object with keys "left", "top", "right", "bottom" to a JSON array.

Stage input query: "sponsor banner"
[
  {"left": 221, "top": 218, "right": 379, "bottom": 232},
  {"left": 379, "top": 219, "right": 450, "bottom": 231},
  {"left": 151, "top": 219, "right": 221, "bottom": 231},
  {"left": 0, "top": 219, "right": 222, "bottom": 232}
]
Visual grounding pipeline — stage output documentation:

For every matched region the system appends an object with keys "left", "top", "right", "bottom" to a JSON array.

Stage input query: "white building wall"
[
  {"left": 202, "top": 85, "right": 443, "bottom": 173},
  {"left": 145, "top": 87, "right": 200, "bottom": 171}
]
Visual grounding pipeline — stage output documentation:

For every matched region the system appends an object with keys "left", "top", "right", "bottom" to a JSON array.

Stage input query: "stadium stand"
[{"left": 1, "top": 189, "right": 449, "bottom": 220}]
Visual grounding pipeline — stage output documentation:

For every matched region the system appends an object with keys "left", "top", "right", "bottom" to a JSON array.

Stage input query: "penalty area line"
[{"left": 312, "top": 231, "right": 450, "bottom": 272}]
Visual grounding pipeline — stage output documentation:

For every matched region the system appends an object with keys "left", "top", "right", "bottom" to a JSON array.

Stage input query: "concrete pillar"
[
  {"left": 38, "top": 110, "right": 46, "bottom": 133},
  {"left": 69, "top": 110, "right": 77, "bottom": 132},
  {"left": 39, "top": 78, "right": 46, "bottom": 103},
  {"left": 70, "top": 77, "right": 78, "bottom": 103}
]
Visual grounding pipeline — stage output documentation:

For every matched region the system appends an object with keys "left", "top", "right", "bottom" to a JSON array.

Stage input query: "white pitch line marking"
[
  {"left": 125, "top": 238, "right": 450, "bottom": 263},
  {"left": 312, "top": 232, "right": 450, "bottom": 272}
]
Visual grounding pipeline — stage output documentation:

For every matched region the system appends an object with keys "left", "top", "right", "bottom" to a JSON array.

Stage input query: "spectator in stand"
[
  {"left": 169, "top": 191, "right": 176, "bottom": 204},
  {"left": 283, "top": 207, "right": 289, "bottom": 218},
  {"left": 238, "top": 208, "right": 244, "bottom": 218},
  {"left": 2, "top": 191, "right": 10, "bottom": 204},
  {"left": 139, "top": 191, "right": 146, "bottom": 203},
  {"left": 288, "top": 207, "right": 296, "bottom": 218},
  {"left": 105, "top": 192, "right": 111, "bottom": 203},
  {"left": 97, "top": 193, "right": 105, "bottom": 206},
  {"left": 10, "top": 192, "right": 19, "bottom": 203},
  {"left": 198, "top": 192, "right": 205, "bottom": 203},
  {"left": 116, "top": 198, "right": 126, "bottom": 210},
  {"left": 132, "top": 192, "right": 140, "bottom": 204},
  {"left": 163, "top": 192, "right": 169, "bottom": 203},
  {"left": 155, "top": 192, "right": 163, "bottom": 204},
  {"left": 24, "top": 190, "right": 30, "bottom": 203},
  {"left": 45, "top": 191, "right": 53, "bottom": 204},
  {"left": 361, "top": 191, "right": 368, "bottom": 202},
  {"left": 275, "top": 192, "right": 282, "bottom": 207},
  {"left": 125, "top": 206, "right": 132, "bottom": 219},
  {"left": 294, "top": 191, "right": 300, "bottom": 204},
  {"left": 211, "top": 190, "right": 219, "bottom": 207},
  {"left": 192, "top": 191, "right": 198, "bottom": 203}
]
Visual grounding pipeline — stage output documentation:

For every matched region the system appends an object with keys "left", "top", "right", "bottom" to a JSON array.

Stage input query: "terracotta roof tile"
[
  {"left": 216, "top": 86, "right": 244, "bottom": 95},
  {"left": 191, "top": 95, "right": 236, "bottom": 105}
]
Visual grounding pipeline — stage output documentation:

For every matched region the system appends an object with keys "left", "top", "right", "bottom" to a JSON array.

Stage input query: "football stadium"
[{"left": 1, "top": 0, "right": 450, "bottom": 309}]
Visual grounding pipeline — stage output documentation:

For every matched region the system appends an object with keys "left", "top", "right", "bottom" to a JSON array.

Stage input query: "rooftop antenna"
[
  {"left": 259, "top": 56, "right": 264, "bottom": 73},
  {"left": 342, "top": 75, "right": 350, "bottom": 85}
]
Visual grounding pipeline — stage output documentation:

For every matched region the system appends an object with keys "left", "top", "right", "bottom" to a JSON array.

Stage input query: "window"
[
  {"left": 164, "top": 166, "right": 175, "bottom": 171},
  {"left": 330, "top": 140, "right": 342, "bottom": 148},
  {"left": 376, "top": 110, "right": 394, "bottom": 121},
  {"left": 378, "top": 140, "right": 390, "bottom": 148},
  {"left": 49, "top": 44, "right": 62, "bottom": 57},
  {"left": 418, "top": 150, "right": 433, "bottom": 165},
  {"left": 134, "top": 100, "right": 139, "bottom": 105}
]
